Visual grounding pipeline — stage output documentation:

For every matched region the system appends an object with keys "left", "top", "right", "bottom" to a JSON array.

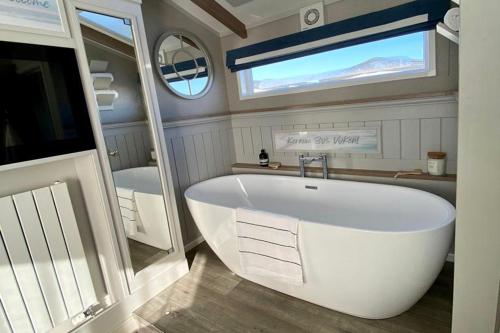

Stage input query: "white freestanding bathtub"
[
  {"left": 185, "top": 174, "right": 455, "bottom": 319},
  {"left": 113, "top": 167, "right": 172, "bottom": 251}
]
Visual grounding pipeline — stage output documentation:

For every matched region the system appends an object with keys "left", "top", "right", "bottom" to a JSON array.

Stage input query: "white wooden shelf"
[
  {"left": 95, "top": 90, "right": 119, "bottom": 111},
  {"left": 89, "top": 60, "right": 109, "bottom": 73},
  {"left": 91, "top": 73, "right": 114, "bottom": 90},
  {"left": 437, "top": 22, "right": 459, "bottom": 45}
]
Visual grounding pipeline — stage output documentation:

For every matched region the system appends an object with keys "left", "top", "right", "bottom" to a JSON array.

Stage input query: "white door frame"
[{"left": 64, "top": 0, "right": 187, "bottom": 293}]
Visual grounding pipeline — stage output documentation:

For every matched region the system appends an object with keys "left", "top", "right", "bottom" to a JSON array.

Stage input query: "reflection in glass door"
[{"left": 77, "top": 10, "right": 173, "bottom": 275}]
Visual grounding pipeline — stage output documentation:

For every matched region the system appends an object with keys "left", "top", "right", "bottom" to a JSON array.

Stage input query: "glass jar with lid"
[{"left": 427, "top": 152, "right": 447, "bottom": 176}]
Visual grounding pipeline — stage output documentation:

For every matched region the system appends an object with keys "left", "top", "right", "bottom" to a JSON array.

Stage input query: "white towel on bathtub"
[
  {"left": 118, "top": 196, "right": 136, "bottom": 211},
  {"left": 236, "top": 208, "right": 303, "bottom": 285},
  {"left": 116, "top": 186, "right": 134, "bottom": 200},
  {"left": 122, "top": 215, "right": 137, "bottom": 236},
  {"left": 120, "top": 206, "right": 137, "bottom": 220},
  {"left": 116, "top": 186, "right": 139, "bottom": 236}
]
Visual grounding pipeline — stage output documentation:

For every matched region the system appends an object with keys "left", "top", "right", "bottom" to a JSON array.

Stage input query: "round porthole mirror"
[{"left": 154, "top": 31, "right": 213, "bottom": 99}]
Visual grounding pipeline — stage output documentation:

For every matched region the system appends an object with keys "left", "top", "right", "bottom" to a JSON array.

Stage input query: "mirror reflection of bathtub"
[
  {"left": 113, "top": 167, "right": 172, "bottom": 251},
  {"left": 77, "top": 9, "right": 174, "bottom": 275}
]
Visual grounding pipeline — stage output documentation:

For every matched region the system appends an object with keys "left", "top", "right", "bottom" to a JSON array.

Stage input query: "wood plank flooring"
[
  {"left": 128, "top": 239, "right": 169, "bottom": 273},
  {"left": 134, "top": 242, "right": 453, "bottom": 333}
]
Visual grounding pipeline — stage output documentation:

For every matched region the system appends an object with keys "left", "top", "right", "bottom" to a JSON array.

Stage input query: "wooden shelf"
[
  {"left": 91, "top": 73, "right": 114, "bottom": 90},
  {"left": 231, "top": 91, "right": 457, "bottom": 115},
  {"left": 437, "top": 23, "right": 459, "bottom": 45},
  {"left": 232, "top": 163, "right": 457, "bottom": 182},
  {"left": 95, "top": 90, "right": 119, "bottom": 111}
]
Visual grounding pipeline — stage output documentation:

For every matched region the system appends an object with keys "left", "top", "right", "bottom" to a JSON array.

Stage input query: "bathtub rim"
[
  {"left": 113, "top": 166, "right": 163, "bottom": 195},
  {"left": 184, "top": 174, "right": 456, "bottom": 235}
]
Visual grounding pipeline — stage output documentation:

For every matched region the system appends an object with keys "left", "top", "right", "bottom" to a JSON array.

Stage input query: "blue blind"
[
  {"left": 160, "top": 57, "right": 208, "bottom": 82},
  {"left": 226, "top": 0, "right": 448, "bottom": 72}
]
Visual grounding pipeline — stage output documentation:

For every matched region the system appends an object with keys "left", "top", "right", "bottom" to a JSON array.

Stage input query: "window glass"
[{"left": 238, "top": 31, "right": 434, "bottom": 99}]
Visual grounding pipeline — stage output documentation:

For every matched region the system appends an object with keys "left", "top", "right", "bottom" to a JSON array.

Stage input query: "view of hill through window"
[{"left": 238, "top": 31, "right": 431, "bottom": 98}]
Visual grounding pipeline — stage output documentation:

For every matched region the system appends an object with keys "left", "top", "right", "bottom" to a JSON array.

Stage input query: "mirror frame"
[
  {"left": 67, "top": 0, "right": 187, "bottom": 296},
  {"left": 153, "top": 30, "right": 214, "bottom": 99}
]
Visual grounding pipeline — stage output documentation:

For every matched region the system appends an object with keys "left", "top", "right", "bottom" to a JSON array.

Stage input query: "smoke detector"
[{"left": 300, "top": 2, "right": 325, "bottom": 31}]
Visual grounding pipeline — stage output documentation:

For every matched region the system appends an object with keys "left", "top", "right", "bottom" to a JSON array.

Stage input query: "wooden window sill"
[{"left": 232, "top": 163, "right": 456, "bottom": 182}]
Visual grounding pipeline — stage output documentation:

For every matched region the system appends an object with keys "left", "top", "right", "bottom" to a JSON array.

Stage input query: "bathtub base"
[
  {"left": 113, "top": 167, "right": 173, "bottom": 251},
  {"left": 206, "top": 227, "right": 452, "bottom": 320}
]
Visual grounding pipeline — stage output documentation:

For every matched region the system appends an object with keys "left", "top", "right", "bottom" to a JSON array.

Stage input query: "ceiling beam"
[
  {"left": 191, "top": 0, "right": 247, "bottom": 38},
  {"left": 80, "top": 25, "right": 135, "bottom": 59}
]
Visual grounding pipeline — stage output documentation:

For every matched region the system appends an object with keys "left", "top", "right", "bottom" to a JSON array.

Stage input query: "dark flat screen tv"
[{"left": 0, "top": 41, "right": 95, "bottom": 166}]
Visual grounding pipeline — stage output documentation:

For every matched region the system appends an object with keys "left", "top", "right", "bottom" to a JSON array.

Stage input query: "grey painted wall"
[
  {"left": 141, "top": 0, "right": 230, "bottom": 122},
  {"left": 221, "top": 0, "right": 459, "bottom": 112},
  {"left": 452, "top": 1, "right": 500, "bottom": 332},
  {"left": 84, "top": 42, "right": 147, "bottom": 125}
]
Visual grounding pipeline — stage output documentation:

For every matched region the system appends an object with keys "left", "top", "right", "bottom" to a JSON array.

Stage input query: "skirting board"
[
  {"left": 112, "top": 314, "right": 162, "bottom": 333},
  {"left": 74, "top": 259, "right": 188, "bottom": 333},
  {"left": 184, "top": 236, "right": 205, "bottom": 252}
]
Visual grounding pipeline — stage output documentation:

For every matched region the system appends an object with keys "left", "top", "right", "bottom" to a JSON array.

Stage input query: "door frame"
[{"left": 64, "top": 0, "right": 187, "bottom": 294}]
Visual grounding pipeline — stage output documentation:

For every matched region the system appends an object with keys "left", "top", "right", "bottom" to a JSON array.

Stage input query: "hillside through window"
[{"left": 237, "top": 31, "right": 435, "bottom": 99}]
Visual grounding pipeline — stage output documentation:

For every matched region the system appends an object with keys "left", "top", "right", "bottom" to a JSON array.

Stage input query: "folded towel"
[
  {"left": 239, "top": 253, "right": 303, "bottom": 285},
  {"left": 238, "top": 237, "right": 301, "bottom": 264},
  {"left": 122, "top": 215, "right": 137, "bottom": 236},
  {"left": 118, "top": 196, "right": 136, "bottom": 211},
  {"left": 236, "top": 221, "right": 297, "bottom": 248},
  {"left": 236, "top": 208, "right": 303, "bottom": 285},
  {"left": 116, "top": 186, "right": 134, "bottom": 200},
  {"left": 120, "top": 206, "right": 137, "bottom": 220},
  {"left": 236, "top": 208, "right": 298, "bottom": 235}
]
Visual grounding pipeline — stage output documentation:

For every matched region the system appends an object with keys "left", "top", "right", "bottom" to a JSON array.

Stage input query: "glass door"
[{"left": 76, "top": 9, "right": 175, "bottom": 276}]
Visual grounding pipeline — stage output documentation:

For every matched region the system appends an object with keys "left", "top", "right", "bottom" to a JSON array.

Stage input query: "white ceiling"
[{"left": 167, "top": 0, "right": 341, "bottom": 37}]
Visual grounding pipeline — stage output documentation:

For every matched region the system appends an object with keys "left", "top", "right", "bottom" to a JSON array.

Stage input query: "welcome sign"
[
  {"left": 0, "top": 0, "right": 64, "bottom": 33},
  {"left": 274, "top": 128, "right": 380, "bottom": 153}
]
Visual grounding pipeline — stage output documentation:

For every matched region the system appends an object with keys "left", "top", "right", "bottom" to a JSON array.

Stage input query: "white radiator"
[{"left": 0, "top": 183, "right": 97, "bottom": 333}]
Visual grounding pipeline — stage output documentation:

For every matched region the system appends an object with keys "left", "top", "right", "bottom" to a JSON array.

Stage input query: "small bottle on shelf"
[{"left": 259, "top": 149, "right": 269, "bottom": 167}]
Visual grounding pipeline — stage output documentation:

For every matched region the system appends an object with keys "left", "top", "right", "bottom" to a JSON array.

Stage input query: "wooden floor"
[
  {"left": 135, "top": 243, "right": 453, "bottom": 333},
  {"left": 128, "top": 239, "right": 169, "bottom": 273}
]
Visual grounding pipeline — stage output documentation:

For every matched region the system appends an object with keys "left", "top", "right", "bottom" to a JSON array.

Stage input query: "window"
[{"left": 237, "top": 31, "right": 435, "bottom": 99}]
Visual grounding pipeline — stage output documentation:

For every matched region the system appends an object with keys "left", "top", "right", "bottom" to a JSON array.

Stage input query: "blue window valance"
[
  {"left": 226, "top": 0, "right": 448, "bottom": 72},
  {"left": 160, "top": 57, "right": 208, "bottom": 82}
]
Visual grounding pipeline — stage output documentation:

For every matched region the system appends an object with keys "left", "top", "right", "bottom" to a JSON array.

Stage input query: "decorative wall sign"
[
  {"left": 274, "top": 128, "right": 381, "bottom": 153},
  {"left": 0, "top": 0, "right": 64, "bottom": 33}
]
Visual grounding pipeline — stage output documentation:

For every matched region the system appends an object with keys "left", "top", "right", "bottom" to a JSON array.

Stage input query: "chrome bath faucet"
[{"left": 299, "top": 153, "right": 328, "bottom": 179}]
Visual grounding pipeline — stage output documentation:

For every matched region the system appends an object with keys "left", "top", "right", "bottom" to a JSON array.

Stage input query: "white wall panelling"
[
  {"left": 102, "top": 121, "right": 153, "bottom": 171},
  {"left": 231, "top": 96, "right": 459, "bottom": 173},
  {"left": 163, "top": 117, "right": 234, "bottom": 245}
]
